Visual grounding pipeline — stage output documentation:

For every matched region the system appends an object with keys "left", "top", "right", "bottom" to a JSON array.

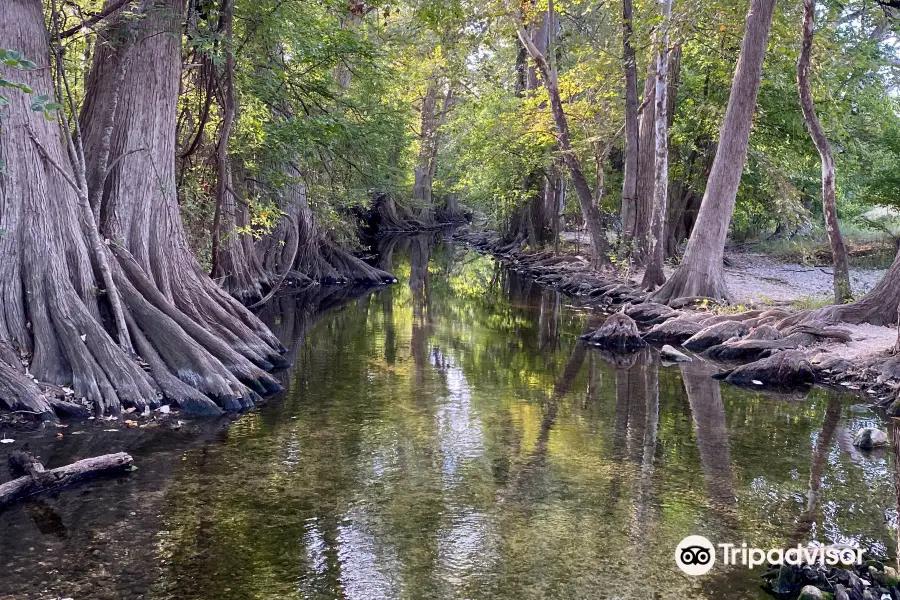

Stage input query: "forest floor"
[{"left": 632, "top": 251, "right": 896, "bottom": 366}]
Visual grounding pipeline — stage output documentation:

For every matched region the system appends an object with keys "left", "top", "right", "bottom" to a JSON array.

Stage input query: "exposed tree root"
[
  {"left": 649, "top": 264, "right": 733, "bottom": 305},
  {"left": 255, "top": 169, "right": 397, "bottom": 291},
  {"left": 371, "top": 192, "right": 436, "bottom": 234}
]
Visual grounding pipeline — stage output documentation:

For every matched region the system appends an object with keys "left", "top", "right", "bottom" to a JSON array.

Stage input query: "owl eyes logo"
[{"left": 675, "top": 536, "right": 716, "bottom": 576}]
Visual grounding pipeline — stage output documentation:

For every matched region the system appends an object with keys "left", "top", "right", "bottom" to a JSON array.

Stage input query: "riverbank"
[{"left": 460, "top": 230, "right": 900, "bottom": 412}]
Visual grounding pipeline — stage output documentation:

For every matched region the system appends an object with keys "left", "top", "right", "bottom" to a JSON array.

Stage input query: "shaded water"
[{"left": 0, "top": 234, "right": 898, "bottom": 600}]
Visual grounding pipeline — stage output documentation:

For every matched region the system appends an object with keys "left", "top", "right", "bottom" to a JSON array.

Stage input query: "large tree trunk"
[
  {"left": 807, "top": 247, "right": 900, "bottom": 326},
  {"left": 641, "top": 0, "right": 673, "bottom": 290},
  {"left": 71, "top": 0, "right": 287, "bottom": 414},
  {"left": 651, "top": 0, "right": 777, "bottom": 304},
  {"left": 256, "top": 165, "right": 395, "bottom": 289},
  {"left": 0, "top": 0, "right": 178, "bottom": 418},
  {"left": 798, "top": 0, "right": 852, "bottom": 304},
  {"left": 413, "top": 78, "right": 439, "bottom": 214},
  {"left": 620, "top": 0, "right": 640, "bottom": 245},
  {"left": 413, "top": 80, "right": 452, "bottom": 220},
  {"left": 516, "top": 18, "right": 608, "bottom": 266}
]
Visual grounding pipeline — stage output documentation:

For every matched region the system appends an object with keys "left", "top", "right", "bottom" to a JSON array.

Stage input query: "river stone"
[
  {"left": 660, "top": 345, "right": 691, "bottom": 363},
  {"left": 683, "top": 320, "right": 750, "bottom": 351},
  {"left": 797, "top": 585, "right": 824, "bottom": 600},
  {"left": 853, "top": 428, "right": 889, "bottom": 450}
]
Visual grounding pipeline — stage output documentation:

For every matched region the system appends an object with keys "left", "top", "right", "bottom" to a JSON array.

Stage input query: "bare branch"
[{"left": 59, "top": 0, "right": 131, "bottom": 38}]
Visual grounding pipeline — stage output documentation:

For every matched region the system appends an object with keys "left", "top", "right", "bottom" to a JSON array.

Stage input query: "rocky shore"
[{"left": 460, "top": 231, "right": 900, "bottom": 414}]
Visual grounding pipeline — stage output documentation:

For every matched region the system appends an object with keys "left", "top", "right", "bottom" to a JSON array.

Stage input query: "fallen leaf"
[
  {"left": 157, "top": 405, "right": 171, "bottom": 414},
  {"left": 124, "top": 419, "right": 138, "bottom": 427},
  {"left": 752, "top": 380, "right": 763, "bottom": 385},
  {"left": 80, "top": 334, "right": 86, "bottom": 342},
  {"left": 55, "top": 423, "right": 68, "bottom": 428},
  {"left": 0, "top": 438, "right": 14, "bottom": 444},
  {"left": 124, "top": 407, "right": 136, "bottom": 414},
  {"left": 56, "top": 433, "right": 63, "bottom": 439}
]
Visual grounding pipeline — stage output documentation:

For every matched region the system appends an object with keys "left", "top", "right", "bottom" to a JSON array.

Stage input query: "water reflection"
[{"left": 0, "top": 235, "right": 897, "bottom": 600}]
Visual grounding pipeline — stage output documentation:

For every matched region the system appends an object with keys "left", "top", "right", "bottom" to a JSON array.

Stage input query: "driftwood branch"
[{"left": 1, "top": 452, "right": 134, "bottom": 507}]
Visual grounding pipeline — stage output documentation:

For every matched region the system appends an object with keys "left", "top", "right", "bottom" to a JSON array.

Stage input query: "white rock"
[
  {"left": 853, "top": 427, "right": 889, "bottom": 450},
  {"left": 660, "top": 344, "right": 692, "bottom": 363}
]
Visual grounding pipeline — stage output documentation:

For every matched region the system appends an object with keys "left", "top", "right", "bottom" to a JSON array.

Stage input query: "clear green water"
[{"left": 0, "top": 234, "right": 897, "bottom": 600}]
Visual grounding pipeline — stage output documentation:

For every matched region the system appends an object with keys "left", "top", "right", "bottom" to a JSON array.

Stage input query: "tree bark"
[
  {"left": 504, "top": 12, "right": 555, "bottom": 249},
  {"left": 798, "top": 0, "right": 852, "bottom": 304},
  {"left": 516, "top": 20, "right": 608, "bottom": 266},
  {"left": 806, "top": 248, "right": 900, "bottom": 326},
  {"left": 413, "top": 78, "right": 440, "bottom": 212},
  {"left": 77, "top": 0, "right": 286, "bottom": 413},
  {"left": 650, "top": 0, "right": 777, "bottom": 304},
  {"left": 620, "top": 0, "right": 640, "bottom": 245},
  {"left": 633, "top": 64, "right": 656, "bottom": 262},
  {"left": 0, "top": 452, "right": 133, "bottom": 507},
  {"left": 641, "top": 0, "right": 673, "bottom": 290},
  {"left": 209, "top": 0, "right": 270, "bottom": 303}
]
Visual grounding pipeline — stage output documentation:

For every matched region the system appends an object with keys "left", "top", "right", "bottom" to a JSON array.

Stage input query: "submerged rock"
[
  {"left": 660, "top": 345, "right": 692, "bottom": 363},
  {"left": 853, "top": 428, "right": 889, "bottom": 450},
  {"left": 580, "top": 313, "right": 647, "bottom": 352}
]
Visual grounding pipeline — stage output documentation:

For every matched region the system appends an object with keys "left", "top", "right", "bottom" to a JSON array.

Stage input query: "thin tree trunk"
[
  {"left": 504, "top": 12, "right": 554, "bottom": 248},
  {"left": 634, "top": 64, "right": 656, "bottom": 262},
  {"left": 413, "top": 78, "right": 439, "bottom": 211},
  {"left": 620, "top": 0, "right": 640, "bottom": 245},
  {"left": 642, "top": 0, "right": 673, "bottom": 289},
  {"left": 210, "top": 0, "right": 269, "bottom": 303},
  {"left": 515, "top": 18, "right": 607, "bottom": 266},
  {"left": 651, "top": 0, "right": 778, "bottom": 304},
  {"left": 798, "top": 0, "right": 852, "bottom": 304}
]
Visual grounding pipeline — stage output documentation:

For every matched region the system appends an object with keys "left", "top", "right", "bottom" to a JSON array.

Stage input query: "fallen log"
[{"left": 1, "top": 452, "right": 134, "bottom": 507}]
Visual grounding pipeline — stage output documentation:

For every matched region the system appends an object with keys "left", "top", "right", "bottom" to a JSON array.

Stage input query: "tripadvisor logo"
[
  {"left": 674, "top": 536, "right": 864, "bottom": 576},
  {"left": 676, "top": 536, "right": 716, "bottom": 576}
]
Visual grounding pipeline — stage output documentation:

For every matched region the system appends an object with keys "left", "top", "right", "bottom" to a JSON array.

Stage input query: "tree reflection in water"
[{"left": 0, "top": 236, "right": 897, "bottom": 600}]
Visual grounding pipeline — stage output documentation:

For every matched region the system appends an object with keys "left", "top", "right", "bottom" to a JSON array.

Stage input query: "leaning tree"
[
  {"left": 650, "top": 0, "right": 778, "bottom": 304},
  {"left": 0, "top": 0, "right": 289, "bottom": 418},
  {"left": 515, "top": 1, "right": 609, "bottom": 267},
  {"left": 797, "top": 0, "right": 852, "bottom": 304}
]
